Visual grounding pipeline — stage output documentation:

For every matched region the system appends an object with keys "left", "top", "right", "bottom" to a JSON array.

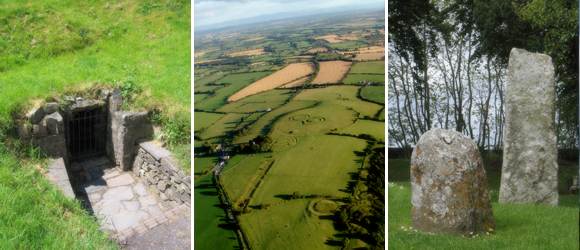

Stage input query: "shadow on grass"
[{"left": 274, "top": 194, "right": 292, "bottom": 200}]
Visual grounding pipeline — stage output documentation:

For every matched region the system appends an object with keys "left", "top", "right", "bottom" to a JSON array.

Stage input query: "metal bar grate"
[{"left": 67, "top": 108, "right": 107, "bottom": 160}]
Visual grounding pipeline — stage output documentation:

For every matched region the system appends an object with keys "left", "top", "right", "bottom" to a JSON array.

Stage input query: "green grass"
[
  {"left": 194, "top": 112, "right": 224, "bottom": 131},
  {"left": 348, "top": 61, "right": 385, "bottom": 74},
  {"left": 337, "top": 119, "right": 385, "bottom": 141},
  {"left": 195, "top": 72, "right": 272, "bottom": 111},
  {"left": 239, "top": 199, "right": 340, "bottom": 250},
  {"left": 388, "top": 158, "right": 578, "bottom": 250},
  {"left": 0, "top": 0, "right": 191, "bottom": 119},
  {"left": 360, "top": 86, "right": 385, "bottom": 104},
  {"left": 200, "top": 113, "right": 248, "bottom": 139},
  {"left": 194, "top": 73, "right": 225, "bottom": 89},
  {"left": 342, "top": 73, "right": 385, "bottom": 85},
  {"left": 250, "top": 135, "right": 367, "bottom": 205},
  {"left": 194, "top": 174, "right": 240, "bottom": 249}
]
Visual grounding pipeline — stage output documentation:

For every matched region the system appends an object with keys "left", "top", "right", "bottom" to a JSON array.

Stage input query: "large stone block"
[
  {"left": 110, "top": 111, "right": 153, "bottom": 170},
  {"left": 411, "top": 129, "right": 495, "bottom": 235},
  {"left": 27, "top": 106, "right": 45, "bottom": 124},
  {"left": 45, "top": 112, "right": 64, "bottom": 135},
  {"left": 33, "top": 134, "right": 68, "bottom": 162},
  {"left": 499, "top": 48, "right": 558, "bottom": 206},
  {"left": 45, "top": 102, "right": 58, "bottom": 114}
]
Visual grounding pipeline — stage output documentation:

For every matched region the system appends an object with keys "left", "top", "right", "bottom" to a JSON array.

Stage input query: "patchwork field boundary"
[
  {"left": 357, "top": 86, "right": 386, "bottom": 106},
  {"left": 223, "top": 154, "right": 252, "bottom": 174},
  {"left": 227, "top": 158, "right": 276, "bottom": 210}
]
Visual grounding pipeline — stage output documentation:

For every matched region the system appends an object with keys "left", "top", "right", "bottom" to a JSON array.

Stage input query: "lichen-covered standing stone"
[
  {"left": 499, "top": 48, "right": 558, "bottom": 206},
  {"left": 411, "top": 129, "right": 495, "bottom": 235}
]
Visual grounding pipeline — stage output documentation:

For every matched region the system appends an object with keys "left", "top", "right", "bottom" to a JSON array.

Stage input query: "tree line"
[{"left": 388, "top": 0, "right": 579, "bottom": 151}]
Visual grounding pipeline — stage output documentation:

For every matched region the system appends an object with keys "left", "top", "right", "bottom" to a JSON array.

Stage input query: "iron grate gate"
[{"left": 67, "top": 109, "right": 107, "bottom": 160}]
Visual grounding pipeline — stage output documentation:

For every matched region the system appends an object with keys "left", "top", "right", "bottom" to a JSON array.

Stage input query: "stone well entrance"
[{"left": 67, "top": 108, "right": 107, "bottom": 161}]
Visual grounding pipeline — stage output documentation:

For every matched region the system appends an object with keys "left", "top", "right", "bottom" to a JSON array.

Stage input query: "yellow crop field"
[
  {"left": 243, "top": 37, "right": 264, "bottom": 41},
  {"left": 194, "top": 58, "right": 226, "bottom": 64},
  {"left": 312, "top": 60, "right": 352, "bottom": 84},
  {"left": 228, "top": 62, "right": 316, "bottom": 101},
  {"left": 353, "top": 52, "right": 385, "bottom": 61},
  {"left": 194, "top": 49, "right": 218, "bottom": 58},
  {"left": 339, "top": 46, "right": 385, "bottom": 54},
  {"left": 280, "top": 76, "right": 310, "bottom": 88},
  {"left": 315, "top": 35, "right": 343, "bottom": 43},
  {"left": 228, "top": 49, "right": 267, "bottom": 57},
  {"left": 307, "top": 47, "right": 328, "bottom": 53}
]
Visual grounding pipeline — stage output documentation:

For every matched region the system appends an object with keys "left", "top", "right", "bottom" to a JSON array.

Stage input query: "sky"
[{"left": 193, "top": 0, "right": 385, "bottom": 28}]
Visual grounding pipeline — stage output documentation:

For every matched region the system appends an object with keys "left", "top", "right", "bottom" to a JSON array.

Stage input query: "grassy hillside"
[{"left": 0, "top": 0, "right": 190, "bottom": 248}]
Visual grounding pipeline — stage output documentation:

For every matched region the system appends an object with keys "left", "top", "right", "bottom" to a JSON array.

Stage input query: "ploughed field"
[{"left": 194, "top": 12, "right": 385, "bottom": 249}]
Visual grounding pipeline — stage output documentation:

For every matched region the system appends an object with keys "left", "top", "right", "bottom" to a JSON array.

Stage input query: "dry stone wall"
[
  {"left": 132, "top": 141, "right": 191, "bottom": 208},
  {"left": 18, "top": 102, "right": 68, "bottom": 163}
]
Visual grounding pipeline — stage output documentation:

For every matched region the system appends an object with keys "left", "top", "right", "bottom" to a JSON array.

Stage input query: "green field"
[
  {"left": 272, "top": 102, "right": 357, "bottom": 137},
  {"left": 194, "top": 73, "right": 225, "bottom": 89},
  {"left": 348, "top": 61, "right": 385, "bottom": 74},
  {"left": 360, "top": 86, "right": 385, "bottom": 104},
  {"left": 221, "top": 153, "right": 273, "bottom": 204},
  {"left": 293, "top": 85, "right": 384, "bottom": 118},
  {"left": 194, "top": 94, "right": 210, "bottom": 104},
  {"left": 250, "top": 135, "right": 367, "bottom": 205},
  {"left": 236, "top": 100, "right": 318, "bottom": 143},
  {"left": 337, "top": 119, "right": 385, "bottom": 141},
  {"left": 342, "top": 73, "right": 385, "bottom": 85},
  {"left": 217, "top": 89, "right": 294, "bottom": 113},
  {"left": 201, "top": 113, "right": 249, "bottom": 139},
  {"left": 195, "top": 72, "right": 272, "bottom": 111},
  {"left": 194, "top": 112, "right": 224, "bottom": 131},
  {"left": 194, "top": 174, "right": 240, "bottom": 250},
  {"left": 240, "top": 198, "right": 340, "bottom": 250},
  {"left": 327, "top": 40, "right": 369, "bottom": 50},
  {"left": 194, "top": 156, "right": 219, "bottom": 177}
]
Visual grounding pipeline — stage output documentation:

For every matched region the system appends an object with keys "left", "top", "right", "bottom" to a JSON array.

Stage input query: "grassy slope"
[
  {"left": 360, "top": 86, "right": 385, "bottom": 104},
  {"left": 0, "top": 1, "right": 190, "bottom": 247},
  {"left": 194, "top": 112, "right": 224, "bottom": 131},
  {"left": 337, "top": 119, "right": 385, "bottom": 141},
  {"left": 194, "top": 174, "right": 240, "bottom": 249},
  {"left": 388, "top": 159, "right": 579, "bottom": 250}
]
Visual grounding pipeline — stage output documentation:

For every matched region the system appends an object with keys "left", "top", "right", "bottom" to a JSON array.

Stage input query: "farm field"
[
  {"left": 352, "top": 52, "right": 384, "bottom": 61},
  {"left": 194, "top": 9, "right": 385, "bottom": 250},
  {"left": 227, "top": 62, "right": 315, "bottom": 101},
  {"left": 194, "top": 156, "right": 219, "bottom": 177},
  {"left": 249, "top": 135, "right": 367, "bottom": 205},
  {"left": 194, "top": 93, "right": 210, "bottom": 103},
  {"left": 307, "top": 47, "right": 328, "bottom": 53},
  {"left": 194, "top": 174, "right": 240, "bottom": 250},
  {"left": 194, "top": 112, "right": 224, "bottom": 131},
  {"left": 194, "top": 73, "right": 225, "bottom": 88},
  {"left": 360, "top": 86, "right": 385, "bottom": 104},
  {"left": 201, "top": 113, "right": 249, "bottom": 139},
  {"left": 221, "top": 153, "right": 273, "bottom": 204},
  {"left": 239, "top": 198, "right": 340, "bottom": 250},
  {"left": 229, "top": 48, "right": 267, "bottom": 56},
  {"left": 196, "top": 71, "right": 272, "bottom": 110},
  {"left": 235, "top": 100, "right": 318, "bottom": 143},
  {"left": 312, "top": 60, "right": 353, "bottom": 84},
  {"left": 337, "top": 119, "right": 385, "bottom": 141},
  {"left": 342, "top": 73, "right": 385, "bottom": 85},
  {"left": 280, "top": 76, "right": 310, "bottom": 88},
  {"left": 218, "top": 89, "right": 293, "bottom": 113},
  {"left": 349, "top": 61, "right": 385, "bottom": 74}
]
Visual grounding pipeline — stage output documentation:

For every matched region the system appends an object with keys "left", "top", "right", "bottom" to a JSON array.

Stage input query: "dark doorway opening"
[{"left": 67, "top": 109, "right": 107, "bottom": 160}]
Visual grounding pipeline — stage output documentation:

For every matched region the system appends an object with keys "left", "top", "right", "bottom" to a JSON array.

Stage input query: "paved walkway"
[{"left": 72, "top": 156, "right": 173, "bottom": 236}]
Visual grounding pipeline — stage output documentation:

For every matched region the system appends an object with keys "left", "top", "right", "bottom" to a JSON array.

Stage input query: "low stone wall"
[
  {"left": 132, "top": 141, "right": 191, "bottom": 207},
  {"left": 18, "top": 102, "right": 68, "bottom": 163}
]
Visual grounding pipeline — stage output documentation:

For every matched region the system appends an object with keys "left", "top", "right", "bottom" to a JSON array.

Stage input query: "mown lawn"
[{"left": 388, "top": 158, "right": 579, "bottom": 250}]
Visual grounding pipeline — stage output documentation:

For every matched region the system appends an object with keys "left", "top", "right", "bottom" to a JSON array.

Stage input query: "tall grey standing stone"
[
  {"left": 411, "top": 129, "right": 495, "bottom": 235},
  {"left": 499, "top": 48, "right": 558, "bottom": 206}
]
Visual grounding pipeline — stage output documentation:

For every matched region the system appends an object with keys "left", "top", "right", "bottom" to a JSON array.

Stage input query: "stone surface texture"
[
  {"left": 132, "top": 142, "right": 191, "bottom": 206},
  {"left": 411, "top": 129, "right": 495, "bottom": 235},
  {"left": 110, "top": 111, "right": 153, "bottom": 170},
  {"left": 46, "top": 157, "right": 75, "bottom": 199},
  {"left": 499, "top": 48, "right": 558, "bottom": 206}
]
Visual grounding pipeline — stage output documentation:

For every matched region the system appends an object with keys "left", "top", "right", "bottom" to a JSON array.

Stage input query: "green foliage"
[{"left": 114, "top": 76, "right": 140, "bottom": 102}]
